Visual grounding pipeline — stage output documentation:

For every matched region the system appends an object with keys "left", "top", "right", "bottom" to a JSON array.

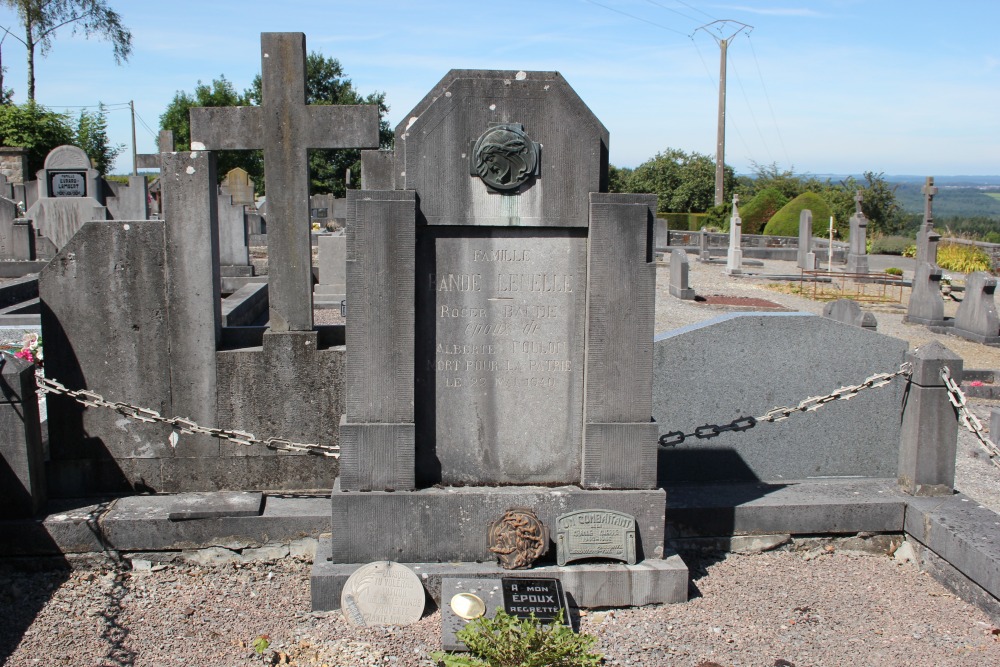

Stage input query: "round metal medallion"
[
  {"left": 450, "top": 592, "right": 486, "bottom": 620},
  {"left": 472, "top": 123, "right": 538, "bottom": 191},
  {"left": 488, "top": 507, "right": 548, "bottom": 570},
  {"left": 340, "top": 561, "right": 426, "bottom": 627}
]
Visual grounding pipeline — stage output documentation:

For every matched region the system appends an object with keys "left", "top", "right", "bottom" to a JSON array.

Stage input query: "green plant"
[
  {"left": 762, "top": 192, "right": 834, "bottom": 237},
  {"left": 884, "top": 267, "right": 903, "bottom": 276},
  {"left": 869, "top": 235, "right": 914, "bottom": 256},
  {"left": 902, "top": 244, "right": 917, "bottom": 258},
  {"left": 937, "top": 242, "right": 993, "bottom": 273},
  {"left": 251, "top": 634, "right": 270, "bottom": 655},
  {"left": 432, "top": 610, "right": 602, "bottom": 667},
  {"left": 739, "top": 187, "right": 788, "bottom": 235}
]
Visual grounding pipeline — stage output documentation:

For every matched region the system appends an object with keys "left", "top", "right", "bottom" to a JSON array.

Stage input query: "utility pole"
[
  {"left": 130, "top": 100, "right": 138, "bottom": 176},
  {"left": 694, "top": 20, "right": 753, "bottom": 207}
]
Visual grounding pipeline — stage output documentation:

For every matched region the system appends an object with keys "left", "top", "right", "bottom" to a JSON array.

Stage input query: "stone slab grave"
[
  {"left": 313, "top": 233, "right": 346, "bottom": 308},
  {"left": 313, "top": 69, "right": 684, "bottom": 612}
]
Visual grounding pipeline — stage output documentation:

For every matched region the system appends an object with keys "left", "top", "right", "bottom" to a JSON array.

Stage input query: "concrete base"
[
  {"left": 669, "top": 285, "right": 696, "bottom": 300},
  {"left": 951, "top": 327, "right": 1000, "bottom": 346},
  {"left": 311, "top": 537, "right": 688, "bottom": 611},
  {"left": 903, "top": 315, "right": 953, "bottom": 329},
  {"left": 220, "top": 265, "right": 254, "bottom": 278}
]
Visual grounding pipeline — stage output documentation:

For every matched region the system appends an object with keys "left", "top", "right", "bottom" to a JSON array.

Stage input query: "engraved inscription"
[
  {"left": 340, "top": 561, "right": 426, "bottom": 627},
  {"left": 423, "top": 232, "right": 586, "bottom": 484},
  {"left": 555, "top": 510, "right": 637, "bottom": 566}
]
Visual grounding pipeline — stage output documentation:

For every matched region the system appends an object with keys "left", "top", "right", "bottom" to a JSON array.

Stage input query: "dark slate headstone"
[
  {"left": 953, "top": 271, "right": 1000, "bottom": 345},
  {"left": 190, "top": 32, "right": 379, "bottom": 332},
  {"left": 669, "top": 248, "right": 695, "bottom": 299}
]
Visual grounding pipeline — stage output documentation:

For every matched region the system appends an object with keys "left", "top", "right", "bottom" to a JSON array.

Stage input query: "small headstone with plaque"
[
  {"left": 555, "top": 509, "right": 636, "bottom": 566},
  {"left": 340, "top": 561, "right": 426, "bottom": 627}
]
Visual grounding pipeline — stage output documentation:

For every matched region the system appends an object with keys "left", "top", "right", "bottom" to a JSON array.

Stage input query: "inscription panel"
[{"left": 415, "top": 229, "right": 587, "bottom": 485}]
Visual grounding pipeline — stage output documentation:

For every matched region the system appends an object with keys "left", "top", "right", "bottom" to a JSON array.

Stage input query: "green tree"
[
  {"left": 159, "top": 76, "right": 263, "bottom": 188},
  {"left": 246, "top": 51, "right": 392, "bottom": 197},
  {"left": 75, "top": 102, "right": 121, "bottom": 174},
  {"left": 626, "top": 148, "right": 734, "bottom": 213},
  {"left": 739, "top": 187, "right": 788, "bottom": 235},
  {"left": 607, "top": 164, "right": 632, "bottom": 193},
  {"left": 0, "top": 100, "right": 71, "bottom": 172},
  {"left": 0, "top": 0, "right": 132, "bottom": 101},
  {"left": 763, "top": 191, "right": 835, "bottom": 237},
  {"left": 823, "top": 171, "right": 904, "bottom": 235}
]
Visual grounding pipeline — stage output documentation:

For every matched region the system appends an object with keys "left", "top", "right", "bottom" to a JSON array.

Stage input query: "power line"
[
  {"left": 673, "top": 0, "right": 716, "bottom": 21},
  {"left": 642, "top": 0, "right": 701, "bottom": 24},
  {"left": 132, "top": 110, "right": 159, "bottom": 140},
  {"left": 728, "top": 54, "right": 775, "bottom": 165},
  {"left": 746, "top": 33, "right": 792, "bottom": 168},
  {"left": 581, "top": 0, "right": 690, "bottom": 36}
]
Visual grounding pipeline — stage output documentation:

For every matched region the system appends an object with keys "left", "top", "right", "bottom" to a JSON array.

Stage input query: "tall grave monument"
[
  {"left": 846, "top": 190, "right": 869, "bottom": 274},
  {"left": 315, "top": 69, "right": 685, "bottom": 610},
  {"left": 916, "top": 176, "right": 940, "bottom": 266},
  {"left": 725, "top": 195, "right": 742, "bottom": 276}
]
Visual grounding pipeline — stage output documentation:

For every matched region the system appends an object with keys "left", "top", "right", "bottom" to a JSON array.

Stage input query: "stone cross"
[
  {"left": 726, "top": 194, "right": 742, "bottom": 276},
  {"left": 136, "top": 130, "right": 175, "bottom": 170},
  {"left": 922, "top": 176, "right": 938, "bottom": 224},
  {"left": 190, "top": 32, "right": 379, "bottom": 331},
  {"left": 853, "top": 189, "right": 863, "bottom": 215}
]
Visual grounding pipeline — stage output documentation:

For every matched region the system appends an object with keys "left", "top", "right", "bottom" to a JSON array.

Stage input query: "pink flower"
[{"left": 970, "top": 380, "right": 985, "bottom": 387}]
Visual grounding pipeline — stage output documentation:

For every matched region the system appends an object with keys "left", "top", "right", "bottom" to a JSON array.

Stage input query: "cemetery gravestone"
[
  {"left": 916, "top": 176, "right": 939, "bottom": 266},
  {"left": 822, "top": 299, "right": 877, "bottom": 331},
  {"left": 314, "top": 233, "right": 346, "bottom": 306},
  {"left": 953, "top": 272, "right": 1000, "bottom": 345},
  {"left": 220, "top": 167, "right": 255, "bottom": 207},
  {"left": 726, "top": 195, "right": 742, "bottom": 275},
  {"left": 797, "top": 208, "right": 817, "bottom": 270},
  {"left": 905, "top": 262, "right": 949, "bottom": 328},
  {"left": 846, "top": 190, "right": 869, "bottom": 274},
  {"left": 669, "top": 248, "right": 695, "bottom": 299},
  {"left": 190, "top": 32, "right": 379, "bottom": 332},
  {"left": 24, "top": 145, "right": 107, "bottom": 251}
]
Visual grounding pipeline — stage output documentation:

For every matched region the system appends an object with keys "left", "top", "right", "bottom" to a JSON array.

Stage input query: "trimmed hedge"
[
  {"left": 659, "top": 212, "right": 709, "bottom": 231},
  {"left": 763, "top": 192, "right": 833, "bottom": 237},
  {"left": 739, "top": 188, "right": 788, "bottom": 235}
]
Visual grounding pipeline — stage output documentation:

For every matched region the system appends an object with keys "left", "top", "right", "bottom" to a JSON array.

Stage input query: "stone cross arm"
[{"left": 189, "top": 104, "right": 379, "bottom": 151}]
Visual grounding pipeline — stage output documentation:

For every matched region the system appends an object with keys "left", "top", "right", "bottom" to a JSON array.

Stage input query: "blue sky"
[{"left": 1, "top": 1, "right": 998, "bottom": 177}]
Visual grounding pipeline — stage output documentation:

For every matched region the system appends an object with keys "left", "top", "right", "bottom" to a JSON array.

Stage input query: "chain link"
[
  {"left": 34, "top": 371, "right": 340, "bottom": 458},
  {"left": 755, "top": 362, "right": 913, "bottom": 424},
  {"left": 941, "top": 366, "right": 1000, "bottom": 467}
]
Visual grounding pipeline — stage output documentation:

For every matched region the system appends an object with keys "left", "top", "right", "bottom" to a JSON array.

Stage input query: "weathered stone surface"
[
  {"left": 0, "top": 353, "right": 45, "bottom": 517},
  {"left": 105, "top": 176, "right": 150, "bottom": 221},
  {"left": 846, "top": 194, "right": 869, "bottom": 274},
  {"left": 898, "top": 341, "right": 962, "bottom": 496},
  {"left": 654, "top": 313, "right": 907, "bottom": 482},
  {"left": 905, "top": 262, "right": 948, "bottom": 326},
  {"left": 726, "top": 197, "right": 742, "bottom": 275},
  {"left": 669, "top": 248, "right": 695, "bottom": 299},
  {"left": 341, "top": 561, "right": 426, "bottom": 626},
  {"left": 556, "top": 509, "right": 636, "bottom": 566},
  {"left": 220, "top": 167, "right": 255, "bottom": 206},
  {"left": 217, "top": 193, "right": 249, "bottom": 267},
  {"left": 360, "top": 150, "right": 395, "bottom": 190},
  {"left": 190, "top": 32, "right": 379, "bottom": 332},
  {"left": 330, "top": 484, "right": 664, "bottom": 564},
  {"left": 797, "top": 209, "right": 817, "bottom": 270},
  {"left": 315, "top": 234, "right": 345, "bottom": 300},
  {"left": 953, "top": 271, "right": 1000, "bottom": 345},
  {"left": 395, "top": 70, "right": 606, "bottom": 227},
  {"left": 822, "top": 298, "right": 877, "bottom": 330},
  {"left": 167, "top": 491, "right": 263, "bottom": 520}
]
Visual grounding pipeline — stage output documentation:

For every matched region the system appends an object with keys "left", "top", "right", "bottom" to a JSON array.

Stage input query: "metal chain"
[
  {"left": 755, "top": 361, "right": 913, "bottom": 424},
  {"left": 941, "top": 366, "right": 1000, "bottom": 467},
  {"left": 34, "top": 371, "right": 340, "bottom": 458}
]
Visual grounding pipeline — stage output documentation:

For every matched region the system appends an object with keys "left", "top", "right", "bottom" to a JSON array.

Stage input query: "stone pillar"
[
  {"left": 898, "top": 341, "right": 962, "bottom": 496},
  {"left": 846, "top": 211, "right": 869, "bottom": 274},
  {"left": 582, "top": 193, "right": 658, "bottom": 489},
  {"left": 339, "top": 189, "right": 416, "bottom": 491},
  {"left": 726, "top": 198, "right": 742, "bottom": 276},
  {"left": 12, "top": 219, "right": 35, "bottom": 260},
  {"left": 698, "top": 228, "right": 710, "bottom": 262},
  {"left": 669, "top": 248, "right": 695, "bottom": 300},
  {"left": 0, "top": 353, "right": 45, "bottom": 517},
  {"left": 797, "top": 209, "right": 817, "bottom": 270}
]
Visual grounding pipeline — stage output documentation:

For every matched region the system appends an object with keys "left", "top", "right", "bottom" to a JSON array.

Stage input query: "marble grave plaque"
[
  {"left": 555, "top": 509, "right": 636, "bottom": 566},
  {"left": 341, "top": 561, "right": 426, "bottom": 626}
]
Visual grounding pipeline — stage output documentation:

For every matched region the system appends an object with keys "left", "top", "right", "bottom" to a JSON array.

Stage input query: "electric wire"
[
  {"left": 642, "top": 0, "right": 702, "bottom": 24},
  {"left": 729, "top": 52, "right": 775, "bottom": 165},
  {"left": 581, "top": 0, "right": 690, "bottom": 36},
  {"left": 746, "top": 33, "right": 792, "bottom": 168}
]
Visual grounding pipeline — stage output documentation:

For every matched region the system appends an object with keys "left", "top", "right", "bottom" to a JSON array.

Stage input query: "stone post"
[
  {"left": 726, "top": 195, "right": 742, "bottom": 276},
  {"left": 797, "top": 209, "right": 817, "bottom": 270},
  {"left": 0, "top": 353, "right": 45, "bottom": 517},
  {"left": 698, "top": 227, "right": 710, "bottom": 261},
  {"left": 898, "top": 341, "right": 963, "bottom": 496}
]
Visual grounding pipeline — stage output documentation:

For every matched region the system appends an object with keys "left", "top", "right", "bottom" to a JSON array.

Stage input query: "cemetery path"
[{"left": 3, "top": 549, "right": 999, "bottom": 667}]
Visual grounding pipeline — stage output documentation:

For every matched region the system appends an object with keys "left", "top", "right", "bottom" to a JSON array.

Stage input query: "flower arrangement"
[{"left": 14, "top": 332, "right": 42, "bottom": 366}]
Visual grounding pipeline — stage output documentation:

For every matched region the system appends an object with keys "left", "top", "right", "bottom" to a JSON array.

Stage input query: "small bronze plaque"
[
  {"left": 489, "top": 508, "right": 548, "bottom": 570},
  {"left": 471, "top": 123, "right": 539, "bottom": 191},
  {"left": 555, "top": 509, "right": 636, "bottom": 566}
]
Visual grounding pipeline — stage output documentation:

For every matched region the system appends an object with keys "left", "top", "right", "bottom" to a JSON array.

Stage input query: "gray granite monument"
[
  {"left": 916, "top": 176, "right": 940, "bottom": 266},
  {"left": 797, "top": 208, "right": 817, "bottom": 270},
  {"left": 725, "top": 195, "right": 742, "bottom": 276},
  {"left": 846, "top": 190, "right": 869, "bottom": 274},
  {"left": 953, "top": 272, "right": 1000, "bottom": 345},
  {"left": 314, "top": 68, "right": 686, "bottom": 613},
  {"left": 822, "top": 299, "right": 877, "bottom": 331},
  {"left": 905, "top": 262, "right": 950, "bottom": 328},
  {"left": 669, "top": 248, "right": 696, "bottom": 299}
]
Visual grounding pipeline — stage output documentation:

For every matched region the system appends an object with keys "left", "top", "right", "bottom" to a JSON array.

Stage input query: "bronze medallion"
[
  {"left": 472, "top": 123, "right": 539, "bottom": 191},
  {"left": 488, "top": 508, "right": 548, "bottom": 569}
]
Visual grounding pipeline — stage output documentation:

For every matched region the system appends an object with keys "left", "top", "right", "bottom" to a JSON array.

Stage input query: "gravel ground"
[{"left": 5, "top": 257, "right": 1000, "bottom": 666}]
